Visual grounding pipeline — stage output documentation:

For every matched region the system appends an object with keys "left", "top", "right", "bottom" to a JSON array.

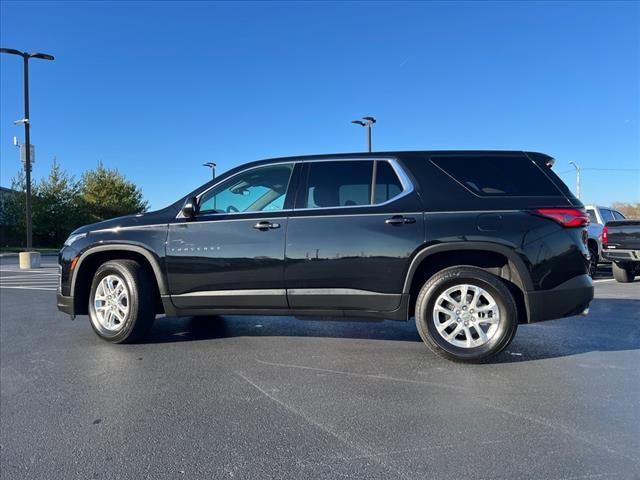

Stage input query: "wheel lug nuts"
[{"left": 464, "top": 321, "right": 469, "bottom": 326}]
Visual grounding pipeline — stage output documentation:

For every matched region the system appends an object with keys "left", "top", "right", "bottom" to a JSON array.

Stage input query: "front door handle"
[
  {"left": 253, "top": 221, "right": 280, "bottom": 230},
  {"left": 385, "top": 215, "right": 416, "bottom": 225}
]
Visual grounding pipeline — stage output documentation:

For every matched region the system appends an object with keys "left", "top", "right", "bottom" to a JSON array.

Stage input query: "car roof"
[{"left": 256, "top": 150, "right": 548, "bottom": 162}]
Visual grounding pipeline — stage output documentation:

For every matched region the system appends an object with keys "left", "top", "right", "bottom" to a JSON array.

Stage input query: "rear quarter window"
[{"left": 430, "top": 156, "right": 562, "bottom": 197}]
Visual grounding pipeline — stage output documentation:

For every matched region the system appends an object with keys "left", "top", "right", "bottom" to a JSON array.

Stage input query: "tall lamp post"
[
  {"left": 0, "top": 48, "right": 55, "bottom": 250},
  {"left": 569, "top": 161, "right": 581, "bottom": 199},
  {"left": 351, "top": 116, "right": 376, "bottom": 152},
  {"left": 202, "top": 162, "right": 217, "bottom": 179}
]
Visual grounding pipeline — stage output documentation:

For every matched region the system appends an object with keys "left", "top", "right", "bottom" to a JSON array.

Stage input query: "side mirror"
[{"left": 182, "top": 196, "right": 197, "bottom": 219}]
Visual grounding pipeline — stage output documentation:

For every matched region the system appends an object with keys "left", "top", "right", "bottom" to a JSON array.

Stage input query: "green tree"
[
  {"left": 32, "top": 160, "right": 85, "bottom": 246},
  {"left": 1, "top": 161, "right": 84, "bottom": 247},
  {"left": 80, "top": 161, "right": 148, "bottom": 223},
  {"left": 0, "top": 172, "right": 27, "bottom": 247}
]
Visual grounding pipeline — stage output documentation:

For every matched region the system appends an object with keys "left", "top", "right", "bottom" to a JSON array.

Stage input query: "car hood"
[{"left": 71, "top": 205, "right": 179, "bottom": 235}]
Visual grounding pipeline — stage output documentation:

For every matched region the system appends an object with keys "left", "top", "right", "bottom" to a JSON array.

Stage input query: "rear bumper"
[
  {"left": 57, "top": 293, "right": 74, "bottom": 317},
  {"left": 526, "top": 274, "right": 594, "bottom": 323},
  {"left": 602, "top": 248, "right": 640, "bottom": 263}
]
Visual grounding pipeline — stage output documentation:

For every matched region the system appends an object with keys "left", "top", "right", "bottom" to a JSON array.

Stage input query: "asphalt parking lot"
[{"left": 1, "top": 256, "right": 639, "bottom": 480}]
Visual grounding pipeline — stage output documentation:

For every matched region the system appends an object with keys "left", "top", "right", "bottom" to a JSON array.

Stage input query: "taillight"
[
  {"left": 602, "top": 226, "right": 608, "bottom": 245},
  {"left": 535, "top": 208, "right": 589, "bottom": 228}
]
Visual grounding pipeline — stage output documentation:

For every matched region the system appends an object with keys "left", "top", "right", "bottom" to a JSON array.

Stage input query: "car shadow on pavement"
[
  {"left": 145, "top": 313, "right": 423, "bottom": 344},
  {"left": 143, "top": 298, "right": 640, "bottom": 363}
]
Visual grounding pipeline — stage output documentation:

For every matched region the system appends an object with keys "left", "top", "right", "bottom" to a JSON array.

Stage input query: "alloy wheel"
[{"left": 432, "top": 284, "right": 501, "bottom": 348}]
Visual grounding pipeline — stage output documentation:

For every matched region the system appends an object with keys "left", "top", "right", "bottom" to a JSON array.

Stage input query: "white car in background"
[{"left": 584, "top": 205, "right": 626, "bottom": 276}]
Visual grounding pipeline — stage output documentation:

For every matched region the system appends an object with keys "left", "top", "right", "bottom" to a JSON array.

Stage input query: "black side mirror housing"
[{"left": 182, "top": 196, "right": 197, "bottom": 219}]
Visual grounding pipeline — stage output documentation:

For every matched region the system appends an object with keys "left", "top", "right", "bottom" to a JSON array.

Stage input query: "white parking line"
[
  {"left": 0, "top": 275, "right": 58, "bottom": 280},
  {"left": 0, "top": 267, "right": 60, "bottom": 292},
  {"left": 0, "top": 265, "right": 58, "bottom": 273},
  {"left": 0, "top": 286, "right": 56, "bottom": 291},
  {"left": 0, "top": 275, "right": 58, "bottom": 282}
]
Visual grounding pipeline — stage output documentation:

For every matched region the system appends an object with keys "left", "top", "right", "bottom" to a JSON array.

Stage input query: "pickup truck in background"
[
  {"left": 602, "top": 220, "right": 640, "bottom": 283},
  {"left": 584, "top": 205, "right": 626, "bottom": 276}
]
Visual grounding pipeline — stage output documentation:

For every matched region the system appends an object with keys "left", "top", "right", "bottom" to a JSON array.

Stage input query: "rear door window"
[
  {"left": 304, "top": 161, "right": 373, "bottom": 209},
  {"left": 600, "top": 209, "right": 615, "bottom": 223},
  {"left": 430, "top": 156, "right": 562, "bottom": 197},
  {"left": 302, "top": 160, "right": 406, "bottom": 209}
]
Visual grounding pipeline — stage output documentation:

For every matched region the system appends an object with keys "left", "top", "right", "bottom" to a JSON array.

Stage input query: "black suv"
[{"left": 57, "top": 151, "right": 593, "bottom": 362}]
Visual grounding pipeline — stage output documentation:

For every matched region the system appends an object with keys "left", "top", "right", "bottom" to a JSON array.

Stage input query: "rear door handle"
[
  {"left": 253, "top": 221, "right": 280, "bottom": 230},
  {"left": 385, "top": 215, "right": 416, "bottom": 225}
]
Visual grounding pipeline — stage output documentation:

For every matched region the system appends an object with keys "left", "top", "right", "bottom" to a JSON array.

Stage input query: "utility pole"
[
  {"left": 1, "top": 48, "right": 55, "bottom": 250},
  {"left": 569, "top": 161, "right": 581, "bottom": 199},
  {"left": 351, "top": 116, "right": 376, "bottom": 152}
]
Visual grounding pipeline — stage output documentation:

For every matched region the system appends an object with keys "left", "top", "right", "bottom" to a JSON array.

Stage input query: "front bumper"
[
  {"left": 57, "top": 293, "right": 74, "bottom": 317},
  {"left": 526, "top": 274, "right": 594, "bottom": 323}
]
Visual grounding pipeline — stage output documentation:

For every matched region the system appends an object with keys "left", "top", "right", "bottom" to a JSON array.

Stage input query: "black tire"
[
  {"left": 612, "top": 262, "right": 636, "bottom": 283},
  {"left": 415, "top": 266, "right": 518, "bottom": 363},
  {"left": 588, "top": 244, "right": 598, "bottom": 277},
  {"left": 88, "top": 260, "right": 156, "bottom": 343}
]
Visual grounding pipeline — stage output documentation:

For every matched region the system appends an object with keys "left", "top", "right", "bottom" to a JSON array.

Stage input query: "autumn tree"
[{"left": 611, "top": 202, "right": 640, "bottom": 219}]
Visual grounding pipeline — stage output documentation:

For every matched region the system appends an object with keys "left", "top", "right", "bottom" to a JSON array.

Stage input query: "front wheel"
[
  {"left": 88, "top": 260, "right": 156, "bottom": 343},
  {"left": 415, "top": 266, "right": 518, "bottom": 363},
  {"left": 612, "top": 262, "right": 636, "bottom": 283}
]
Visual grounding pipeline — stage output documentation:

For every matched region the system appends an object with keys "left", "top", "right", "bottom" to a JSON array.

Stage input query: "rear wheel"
[
  {"left": 587, "top": 244, "right": 598, "bottom": 277},
  {"left": 612, "top": 262, "right": 636, "bottom": 283},
  {"left": 415, "top": 266, "right": 518, "bottom": 363},
  {"left": 88, "top": 260, "right": 156, "bottom": 343}
]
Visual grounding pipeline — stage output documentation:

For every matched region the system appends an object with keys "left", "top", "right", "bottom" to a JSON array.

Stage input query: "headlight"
[{"left": 63, "top": 233, "right": 87, "bottom": 247}]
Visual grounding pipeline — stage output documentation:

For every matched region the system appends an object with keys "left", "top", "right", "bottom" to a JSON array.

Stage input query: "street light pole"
[
  {"left": 1, "top": 48, "right": 55, "bottom": 249},
  {"left": 202, "top": 162, "right": 217, "bottom": 180},
  {"left": 22, "top": 54, "right": 33, "bottom": 250},
  {"left": 569, "top": 161, "right": 581, "bottom": 199},
  {"left": 351, "top": 116, "right": 376, "bottom": 153}
]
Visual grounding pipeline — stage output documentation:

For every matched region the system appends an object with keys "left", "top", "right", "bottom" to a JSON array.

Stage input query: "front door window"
[{"left": 198, "top": 164, "right": 294, "bottom": 215}]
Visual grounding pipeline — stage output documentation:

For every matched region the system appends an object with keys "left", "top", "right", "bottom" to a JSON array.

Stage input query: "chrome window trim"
[{"left": 175, "top": 157, "right": 414, "bottom": 220}]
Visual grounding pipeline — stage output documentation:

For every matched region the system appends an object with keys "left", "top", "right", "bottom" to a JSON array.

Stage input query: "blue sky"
[{"left": 1, "top": 1, "right": 638, "bottom": 209}]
